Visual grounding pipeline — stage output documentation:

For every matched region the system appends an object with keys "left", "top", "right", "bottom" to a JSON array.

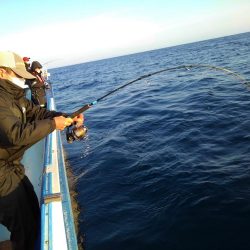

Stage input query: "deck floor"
[{"left": 0, "top": 240, "right": 12, "bottom": 250}]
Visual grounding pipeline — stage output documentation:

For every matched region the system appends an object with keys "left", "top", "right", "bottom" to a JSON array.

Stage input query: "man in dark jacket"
[
  {"left": 26, "top": 61, "right": 47, "bottom": 107},
  {"left": 0, "top": 51, "right": 83, "bottom": 250}
]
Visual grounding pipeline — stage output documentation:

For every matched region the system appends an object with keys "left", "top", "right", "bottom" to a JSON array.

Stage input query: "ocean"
[{"left": 50, "top": 32, "right": 250, "bottom": 250}]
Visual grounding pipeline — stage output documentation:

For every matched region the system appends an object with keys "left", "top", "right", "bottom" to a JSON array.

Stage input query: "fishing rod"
[{"left": 66, "top": 64, "right": 249, "bottom": 143}]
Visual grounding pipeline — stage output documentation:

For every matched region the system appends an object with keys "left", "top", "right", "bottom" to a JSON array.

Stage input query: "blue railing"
[{"left": 40, "top": 85, "right": 78, "bottom": 250}]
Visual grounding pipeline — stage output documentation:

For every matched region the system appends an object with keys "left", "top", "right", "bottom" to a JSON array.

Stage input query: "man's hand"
[
  {"left": 53, "top": 116, "right": 73, "bottom": 130},
  {"left": 72, "top": 113, "right": 84, "bottom": 127}
]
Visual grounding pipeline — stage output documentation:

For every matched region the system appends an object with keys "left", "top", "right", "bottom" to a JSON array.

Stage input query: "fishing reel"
[{"left": 66, "top": 124, "right": 88, "bottom": 143}]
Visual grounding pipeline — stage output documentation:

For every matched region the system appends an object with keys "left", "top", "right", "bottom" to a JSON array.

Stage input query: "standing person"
[
  {"left": 0, "top": 51, "right": 84, "bottom": 250},
  {"left": 23, "top": 56, "right": 31, "bottom": 71},
  {"left": 26, "top": 61, "right": 47, "bottom": 107}
]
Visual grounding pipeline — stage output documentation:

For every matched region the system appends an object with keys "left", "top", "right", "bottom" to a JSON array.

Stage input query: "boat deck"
[{"left": 0, "top": 240, "right": 12, "bottom": 250}]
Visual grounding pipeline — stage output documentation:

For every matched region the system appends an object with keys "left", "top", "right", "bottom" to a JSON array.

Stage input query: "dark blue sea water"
[{"left": 51, "top": 32, "right": 250, "bottom": 250}]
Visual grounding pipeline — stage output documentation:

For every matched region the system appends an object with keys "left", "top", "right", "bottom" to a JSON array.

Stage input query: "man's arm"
[
  {"left": 24, "top": 97, "right": 84, "bottom": 129},
  {"left": 24, "top": 97, "right": 67, "bottom": 121},
  {"left": 0, "top": 104, "right": 55, "bottom": 147},
  {"left": 0, "top": 96, "right": 83, "bottom": 148}
]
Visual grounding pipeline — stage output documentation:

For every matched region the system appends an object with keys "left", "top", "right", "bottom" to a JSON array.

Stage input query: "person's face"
[
  {"left": 0, "top": 68, "right": 26, "bottom": 87},
  {"left": 0, "top": 68, "right": 20, "bottom": 80},
  {"left": 35, "top": 68, "right": 42, "bottom": 74}
]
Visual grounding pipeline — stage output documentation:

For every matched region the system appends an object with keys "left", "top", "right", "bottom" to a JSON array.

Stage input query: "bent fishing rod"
[
  {"left": 70, "top": 64, "right": 248, "bottom": 118},
  {"left": 66, "top": 64, "right": 249, "bottom": 143}
]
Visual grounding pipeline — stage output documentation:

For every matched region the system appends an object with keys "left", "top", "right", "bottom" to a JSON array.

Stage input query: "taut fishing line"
[{"left": 66, "top": 64, "right": 249, "bottom": 143}]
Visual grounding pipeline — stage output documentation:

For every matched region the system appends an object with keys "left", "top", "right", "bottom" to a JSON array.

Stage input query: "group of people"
[
  {"left": 23, "top": 57, "right": 48, "bottom": 107},
  {"left": 0, "top": 51, "right": 84, "bottom": 249}
]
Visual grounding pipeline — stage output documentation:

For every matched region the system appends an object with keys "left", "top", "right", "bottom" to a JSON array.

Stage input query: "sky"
[{"left": 0, "top": 0, "right": 250, "bottom": 68}]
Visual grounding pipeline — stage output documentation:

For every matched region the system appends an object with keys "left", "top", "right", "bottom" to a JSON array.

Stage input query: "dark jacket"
[
  {"left": 0, "top": 78, "right": 62, "bottom": 196},
  {"left": 26, "top": 71, "right": 45, "bottom": 89},
  {"left": 26, "top": 72, "right": 47, "bottom": 106}
]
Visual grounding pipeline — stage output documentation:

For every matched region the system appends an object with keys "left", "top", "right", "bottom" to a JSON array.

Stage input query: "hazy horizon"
[{"left": 50, "top": 31, "right": 249, "bottom": 70}]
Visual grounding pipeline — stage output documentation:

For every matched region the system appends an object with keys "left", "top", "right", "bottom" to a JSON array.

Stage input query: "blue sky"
[{"left": 1, "top": 0, "right": 249, "bottom": 68}]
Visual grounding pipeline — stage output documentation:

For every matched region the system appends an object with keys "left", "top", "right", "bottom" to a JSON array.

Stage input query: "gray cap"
[{"left": 0, "top": 51, "right": 35, "bottom": 79}]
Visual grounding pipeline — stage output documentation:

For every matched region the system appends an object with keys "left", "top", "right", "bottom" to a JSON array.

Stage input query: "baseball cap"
[
  {"left": 23, "top": 56, "right": 30, "bottom": 62},
  {"left": 0, "top": 51, "right": 35, "bottom": 79}
]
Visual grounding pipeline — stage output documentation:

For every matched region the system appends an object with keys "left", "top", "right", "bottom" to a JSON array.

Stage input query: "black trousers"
[{"left": 0, "top": 176, "right": 40, "bottom": 250}]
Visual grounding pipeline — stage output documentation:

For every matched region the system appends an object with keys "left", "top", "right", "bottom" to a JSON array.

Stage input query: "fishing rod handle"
[{"left": 70, "top": 104, "right": 91, "bottom": 118}]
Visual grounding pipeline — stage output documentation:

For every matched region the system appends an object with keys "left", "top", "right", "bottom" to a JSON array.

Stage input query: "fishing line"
[
  {"left": 66, "top": 64, "right": 249, "bottom": 143},
  {"left": 69, "top": 64, "right": 249, "bottom": 118}
]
